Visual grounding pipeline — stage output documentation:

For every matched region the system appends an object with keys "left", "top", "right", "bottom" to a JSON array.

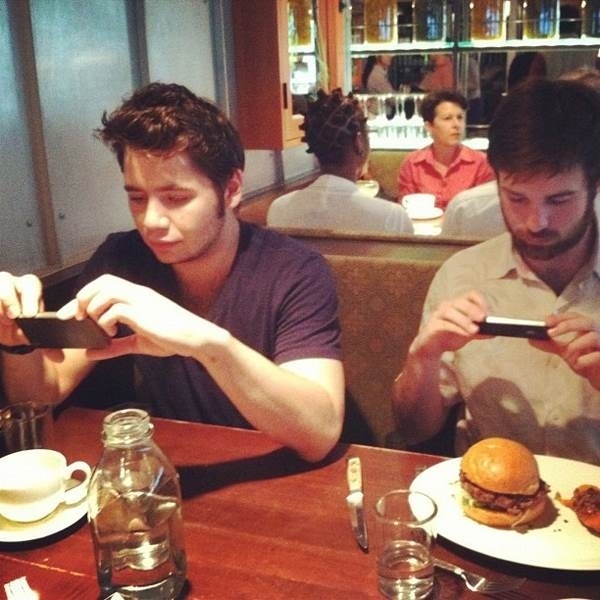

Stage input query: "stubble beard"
[
  {"left": 155, "top": 195, "right": 228, "bottom": 266},
  {"left": 505, "top": 201, "right": 596, "bottom": 262}
]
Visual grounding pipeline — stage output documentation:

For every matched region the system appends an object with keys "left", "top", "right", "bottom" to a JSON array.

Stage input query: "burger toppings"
[
  {"left": 460, "top": 471, "right": 549, "bottom": 515},
  {"left": 558, "top": 485, "right": 600, "bottom": 534}
]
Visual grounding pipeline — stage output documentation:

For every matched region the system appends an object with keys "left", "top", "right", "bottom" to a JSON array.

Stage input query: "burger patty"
[{"left": 460, "top": 471, "right": 549, "bottom": 515}]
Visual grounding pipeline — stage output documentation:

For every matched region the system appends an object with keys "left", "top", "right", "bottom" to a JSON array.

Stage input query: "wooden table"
[{"left": 0, "top": 407, "right": 598, "bottom": 599}]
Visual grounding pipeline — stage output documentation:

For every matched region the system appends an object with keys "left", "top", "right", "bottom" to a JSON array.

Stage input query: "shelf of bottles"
[
  {"left": 288, "top": 0, "right": 317, "bottom": 95},
  {"left": 349, "top": 0, "right": 600, "bottom": 53}
]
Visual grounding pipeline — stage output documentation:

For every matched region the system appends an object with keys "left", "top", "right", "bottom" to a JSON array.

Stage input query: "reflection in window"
[{"left": 0, "top": 0, "right": 43, "bottom": 272}]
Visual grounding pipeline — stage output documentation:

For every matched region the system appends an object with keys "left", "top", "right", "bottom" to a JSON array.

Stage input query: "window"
[{"left": 0, "top": 0, "right": 215, "bottom": 275}]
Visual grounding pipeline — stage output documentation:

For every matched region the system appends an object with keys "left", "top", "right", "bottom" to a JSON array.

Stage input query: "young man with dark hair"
[
  {"left": 393, "top": 79, "right": 600, "bottom": 464},
  {"left": 0, "top": 83, "right": 345, "bottom": 462}
]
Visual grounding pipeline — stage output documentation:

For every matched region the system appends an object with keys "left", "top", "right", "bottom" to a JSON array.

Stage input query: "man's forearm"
[
  {"left": 392, "top": 352, "right": 449, "bottom": 445},
  {"left": 191, "top": 329, "right": 344, "bottom": 463}
]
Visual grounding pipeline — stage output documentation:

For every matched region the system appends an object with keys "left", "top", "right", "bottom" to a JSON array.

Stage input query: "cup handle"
[{"left": 63, "top": 460, "right": 92, "bottom": 505}]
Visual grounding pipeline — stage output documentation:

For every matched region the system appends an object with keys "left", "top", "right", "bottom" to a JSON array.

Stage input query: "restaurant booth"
[{"left": 2, "top": 2, "right": 600, "bottom": 599}]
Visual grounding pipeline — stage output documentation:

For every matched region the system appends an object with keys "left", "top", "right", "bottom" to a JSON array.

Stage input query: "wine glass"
[
  {"left": 397, "top": 94, "right": 407, "bottom": 138},
  {"left": 384, "top": 95, "right": 396, "bottom": 121},
  {"left": 397, "top": 94, "right": 404, "bottom": 120},
  {"left": 404, "top": 95, "right": 415, "bottom": 120}
]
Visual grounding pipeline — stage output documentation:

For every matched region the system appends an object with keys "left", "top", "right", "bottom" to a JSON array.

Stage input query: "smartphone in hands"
[
  {"left": 15, "top": 312, "right": 110, "bottom": 349},
  {"left": 477, "top": 316, "right": 549, "bottom": 340}
]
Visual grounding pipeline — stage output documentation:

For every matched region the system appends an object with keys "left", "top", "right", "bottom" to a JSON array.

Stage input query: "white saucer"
[
  {"left": 0, "top": 497, "right": 88, "bottom": 543},
  {"left": 407, "top": 207, "right": 443, "bottom": 220}
]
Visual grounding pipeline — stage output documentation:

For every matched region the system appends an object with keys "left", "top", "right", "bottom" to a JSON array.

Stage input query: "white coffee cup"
[
  {"left": 401, "top": 193, "right": 436, "bottom": 217},
  {"left": 0, "top": 448, "right": 91, "bottom": 523}
]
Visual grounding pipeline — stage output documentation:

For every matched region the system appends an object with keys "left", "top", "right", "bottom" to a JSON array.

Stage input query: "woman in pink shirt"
[{"left": 397, "top": 90, "right": 494, "bottom": 210}]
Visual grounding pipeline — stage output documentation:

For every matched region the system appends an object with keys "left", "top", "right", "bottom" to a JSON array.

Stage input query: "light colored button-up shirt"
[
  {"left": 422, "top": 231, "right": 600, "bottom": 464},
  {"left": 441, "top": 180, "right": 505, "bottom": 239},
  {"left": 267, "top": 174, "right": 414, "bottom": 234}
]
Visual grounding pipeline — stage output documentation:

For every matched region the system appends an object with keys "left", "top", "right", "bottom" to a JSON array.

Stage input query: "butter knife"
[{"left": 346, "top": 456, "right": 369, "bottom": 552}]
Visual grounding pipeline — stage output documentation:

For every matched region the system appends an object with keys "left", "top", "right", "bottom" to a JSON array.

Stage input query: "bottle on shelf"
[
  {"left": 522, "top": 0, "right": 560, "bottom": 40},
  {"left": 364, "top": 0, "right": 397, "bottom": 44},
  {"left": 582, "top": 0, "right": 600, "bottom": 38},
  {"left": 413, "top": 0, "right": 447, "bottom": 42},
  {"left": 288, "top": 0, "right": 313, "bottom": 47},
  {"left": 88, "top": 408, "right": 187, "bottom": 600},
  {"left": 468, "top": 0, "right": 506, "bottom": 41}
]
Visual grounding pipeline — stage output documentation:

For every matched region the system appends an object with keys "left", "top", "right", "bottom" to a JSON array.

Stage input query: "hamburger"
[{"left": 459, "top": 437, "right": 550, "bottom": 528}]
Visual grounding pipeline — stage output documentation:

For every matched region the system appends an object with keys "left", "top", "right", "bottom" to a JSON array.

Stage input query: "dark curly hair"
[
  {"left": 301, "top": 88, "right": 367, "bottom": 166},
  {"left": 420, "top": 89, "right": 468, "bottom": 123},
  {"left": 96, "top": 82, "right": 245, "bottom": 191}
]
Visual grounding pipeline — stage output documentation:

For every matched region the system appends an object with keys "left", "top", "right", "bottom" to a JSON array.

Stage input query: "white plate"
[
  {"left": 0, "top": 496, "right": 87, "bottom": 543},
  {"left": 407, "top": 207, "right": 443, "bottom": 221},
  {"left": 411, "top": 455, "right": 600, "bottom": 571}
]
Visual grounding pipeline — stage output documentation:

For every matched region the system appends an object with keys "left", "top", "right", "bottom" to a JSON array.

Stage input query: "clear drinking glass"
[
  {"left": 0, "top": 402, "right": 54, "bottom": 456},
  {"left": 375, "top": 489, "right": 437, "bottom": 600}
]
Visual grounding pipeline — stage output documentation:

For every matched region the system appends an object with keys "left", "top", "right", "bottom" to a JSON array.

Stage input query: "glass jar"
[
  {"left": 365, "top": 0, "right": 397, "bottom": 44},
  {"left": 88, "top": 409, "right": 187, "bottom": 600},
  {"left": 469, "top": 0, "right": 506, "bottom": 41},
  {"left": 522, "top": 0, "right": 560, "bottom": 39},
  {"left": 414, "top": 0, "right": 447, "bottom": 43}
]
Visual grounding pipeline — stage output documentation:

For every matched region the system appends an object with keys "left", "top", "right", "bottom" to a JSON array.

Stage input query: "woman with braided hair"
[{"left": 267, "top": 89, "right": 413, "bottom": 234}]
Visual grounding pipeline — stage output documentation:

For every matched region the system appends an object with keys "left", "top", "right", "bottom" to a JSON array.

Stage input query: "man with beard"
[
  {"left": 392, "top": 79, "right": 600, "bottom": 464},
  {"left": 0, "top": 83, "right": 344, "bottom": 463}
]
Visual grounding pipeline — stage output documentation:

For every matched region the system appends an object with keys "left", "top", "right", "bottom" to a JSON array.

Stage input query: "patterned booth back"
[{"left": 325, "top": 254, "right": 439, "bottom": 448}]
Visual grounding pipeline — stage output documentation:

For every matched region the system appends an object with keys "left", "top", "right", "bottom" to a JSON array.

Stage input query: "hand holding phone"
[
  {"left": 477, "top": 316, "right": 549, "bottom": 340},
  {"left": 15, "top": 312, "right": 110, "bottom": 349}
]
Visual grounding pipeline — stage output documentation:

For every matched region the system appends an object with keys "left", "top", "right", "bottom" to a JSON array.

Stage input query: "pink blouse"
[{"left": 397, "top": 144, "right": 495, "bottom": 209}]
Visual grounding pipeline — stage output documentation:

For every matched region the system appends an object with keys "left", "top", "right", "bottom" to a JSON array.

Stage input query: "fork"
[{"left": 433, "top": 557, "right": 526, "bottom": 593}]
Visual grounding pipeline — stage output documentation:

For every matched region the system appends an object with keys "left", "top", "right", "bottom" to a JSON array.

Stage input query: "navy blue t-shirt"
[{"left": 77, "top": 222, "right": 341, "bottom": 427}]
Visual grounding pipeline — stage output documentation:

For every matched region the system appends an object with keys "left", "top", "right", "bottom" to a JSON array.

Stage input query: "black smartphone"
[
  {"left": 15, "top": 312, "right": 110, "bottom": 349},
  {"left": 477, "top": 316, "right": 549, "bottom": 340}
]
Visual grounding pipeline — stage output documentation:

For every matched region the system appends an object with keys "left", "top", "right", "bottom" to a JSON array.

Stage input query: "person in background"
[
  {"left": 392, "top": 79, "right": 600, "bottom": 464},
  {"left": 362, "top": 55, "right": 395, "bottom": 93},
  {"left": 267, "top": 89, "right": 413, "bottom": 234},
  {"left": 0, "top": 82, "right": 345, "bottom": 463},
  {"left": 418, "top": 54, "right": 454, "bottom": 93},
  {"left": 397, "top": 89, "right": 494, "bottom": 209},
  {"left": 507, "top": 52, "right": 547, "bottom": 90},
  {"left": 466, "top": 54, "right": 483, "bottom": 125}
]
